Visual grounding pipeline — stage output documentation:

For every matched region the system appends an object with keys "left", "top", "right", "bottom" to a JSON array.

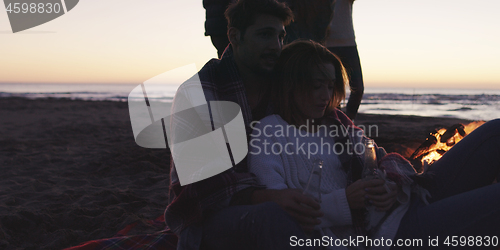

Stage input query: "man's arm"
[
  {"left": 166, "top": 157, "right": 259, "bottom": 234},
  {"left": 251, "top": 189, "right": 323, "bottom": 232},
  {"left": 165, "top": 78, "right": 261, "bottom": 234}
]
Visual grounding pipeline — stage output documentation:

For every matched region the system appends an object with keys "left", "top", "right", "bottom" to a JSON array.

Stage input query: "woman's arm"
[
  {"left": 248, "top": 117, "right": 323, "bottom": 231},
  {"left": 247, "top": 130, "right": 288, "bottom": 190}
]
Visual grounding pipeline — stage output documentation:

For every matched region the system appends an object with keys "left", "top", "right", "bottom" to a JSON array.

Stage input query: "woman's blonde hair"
[{"left": 273, "top": 40, "right": 348, "bottom": 125}]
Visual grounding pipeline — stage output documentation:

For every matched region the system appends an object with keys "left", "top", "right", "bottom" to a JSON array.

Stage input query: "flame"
[
  {"left": 410, "top": 121, "right": 486, "bottom": 172},
  {"left": 463, "top": 121, "right": 485, "bottom": 134}
]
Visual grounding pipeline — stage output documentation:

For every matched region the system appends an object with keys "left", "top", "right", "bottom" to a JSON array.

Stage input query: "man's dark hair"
[{"left": 225, "top": 0, "right": 293, "bottom": 39}]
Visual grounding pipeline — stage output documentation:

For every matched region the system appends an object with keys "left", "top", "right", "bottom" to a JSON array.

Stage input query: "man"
[{"left": 166, "top": 0, "right": 323, "bottom": 249}]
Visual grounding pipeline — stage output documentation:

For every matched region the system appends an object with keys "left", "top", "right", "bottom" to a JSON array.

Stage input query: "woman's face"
[{"left": 293, "top": 63, "right": 336, "bottom": 121}]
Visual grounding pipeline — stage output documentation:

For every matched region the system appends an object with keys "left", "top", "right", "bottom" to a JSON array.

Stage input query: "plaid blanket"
[
  {"left": 64, "top": 216, "right": 177, "bottom": 250},
  {"left": 164, "top": 46, "right": 273, "bottom": 235}
]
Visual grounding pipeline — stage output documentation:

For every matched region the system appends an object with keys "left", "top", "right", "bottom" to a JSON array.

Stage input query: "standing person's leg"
[
  {"left": 200, "top": 202, "right": 314, "bottom": 250},
  {"left": 328, "top": 46, "right": 364, "bottom": 120}
]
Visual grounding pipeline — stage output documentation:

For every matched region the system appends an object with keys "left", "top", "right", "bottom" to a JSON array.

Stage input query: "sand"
[{"left": 0, "top": 97, "right": 473, "bottom": 249}]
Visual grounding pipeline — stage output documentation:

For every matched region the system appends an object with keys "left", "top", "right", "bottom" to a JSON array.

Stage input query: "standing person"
[
  {"left": 203, "top": 0, "right": 335, "bottom": 58},
  {"left": 167, "top": 1, "right": 323, "bottom": 249},
  {"left": 282, "top": 0, "right": 335, "bottom": 44},
  {"left": 248, "top": 40, "right": 500, "bottom": 249},
  {"left": 326, "top": 0, "right": 364, "bottom": 121},
  {"left": 203, "top": 0, "right": 234, "bottom": 58}
]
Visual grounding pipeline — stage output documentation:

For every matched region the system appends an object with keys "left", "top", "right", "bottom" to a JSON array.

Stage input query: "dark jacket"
[
  {"left": 203, "top": 0, "right": 233, "bottom": 36},
  {"left": 203, "top": 0, "right": 335, "bottom": 44}
]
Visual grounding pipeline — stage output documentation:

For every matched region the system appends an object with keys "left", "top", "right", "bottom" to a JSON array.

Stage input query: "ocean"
[{"left": 0, "top": 83, "right": 498, "bottom": 121}]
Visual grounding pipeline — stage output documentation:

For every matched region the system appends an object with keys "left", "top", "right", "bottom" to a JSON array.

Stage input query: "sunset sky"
[{"left": 1, "top": 0, "right": 499, "bottom": 89}]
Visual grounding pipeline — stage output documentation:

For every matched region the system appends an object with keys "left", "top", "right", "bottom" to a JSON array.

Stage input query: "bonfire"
[{"left": 409, "top": 121, "right": 485, "bottom": 173}]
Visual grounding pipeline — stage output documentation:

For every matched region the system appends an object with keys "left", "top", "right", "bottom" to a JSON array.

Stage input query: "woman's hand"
[
  {"left": 366, "top": 181, "right": 400, "bottom": 211},
  {"left": 345, "top": 178, "right": 385, "bottom": 209},
  {"left": 252, "top": 189, "right": 324, "bottom": 232}
]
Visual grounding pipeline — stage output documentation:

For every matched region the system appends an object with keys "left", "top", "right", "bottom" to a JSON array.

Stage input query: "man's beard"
[{"left": 252, "top": 53, "right": 280, "bottom": 76}]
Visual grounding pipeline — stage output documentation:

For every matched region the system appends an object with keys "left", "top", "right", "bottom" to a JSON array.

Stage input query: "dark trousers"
[
  {"left": 393, "top": 119, "right": 500, "bottom": 249},
  {"left": 178, "top": 202, "right": 313, "bottom": 250}
]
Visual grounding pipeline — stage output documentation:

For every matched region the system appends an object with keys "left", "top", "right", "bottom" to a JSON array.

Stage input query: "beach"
[{"left": 0, "top": 97, "right": 474, "bottom": 249}]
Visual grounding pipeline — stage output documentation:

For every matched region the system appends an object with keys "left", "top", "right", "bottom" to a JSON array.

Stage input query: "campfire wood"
[{"left": 409, "top": 123, "right": 480, "bottom": 173}]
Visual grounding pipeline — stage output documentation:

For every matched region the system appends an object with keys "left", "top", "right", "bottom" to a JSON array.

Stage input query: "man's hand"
[
  {"left": 252, "top": 189, "right": 323, "bottom": 232},
  {"left": 345, "top": 178, "right": 386, "bottom": 209},
  {"left": 366, "top": 181, "right": 399, "bottom": 211}
]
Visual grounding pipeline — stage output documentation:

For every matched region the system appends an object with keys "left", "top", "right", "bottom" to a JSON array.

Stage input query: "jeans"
[
  {"left": 178, "top": 202, "right": 314, "bottom": 250},
  {"left": 392, "top": 119, "right": 500, "bottom": 249}
]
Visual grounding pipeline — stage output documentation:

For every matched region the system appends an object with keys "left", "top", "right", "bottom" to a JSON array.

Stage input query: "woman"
[{"left": 248, "top": 40, "right": 500, "bottom": 249}]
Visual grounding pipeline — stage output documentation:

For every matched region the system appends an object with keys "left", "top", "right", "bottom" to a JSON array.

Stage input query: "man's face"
[{"left": 233, "top": 14, "right": 286, "bottom": 75}]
